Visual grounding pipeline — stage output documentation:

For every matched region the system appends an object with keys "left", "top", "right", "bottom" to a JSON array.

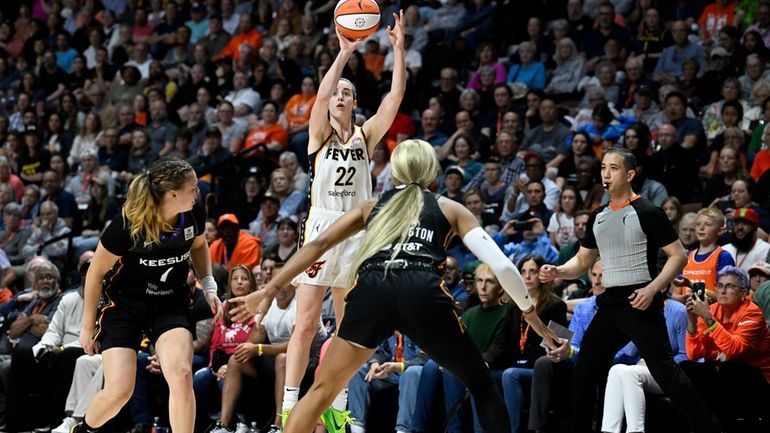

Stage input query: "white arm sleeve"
[{"left": 462, "top": 227, "right": 534, "bottom": 312}]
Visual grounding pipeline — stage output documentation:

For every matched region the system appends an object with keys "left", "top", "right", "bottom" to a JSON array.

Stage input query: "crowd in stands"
[{"left": 0, "top": 0, "right": 770, "bottom": 432}]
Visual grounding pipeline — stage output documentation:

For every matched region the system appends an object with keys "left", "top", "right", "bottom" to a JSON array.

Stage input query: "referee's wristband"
[{"left": 201, "top": 276, "right": 217, "bottom": 295}]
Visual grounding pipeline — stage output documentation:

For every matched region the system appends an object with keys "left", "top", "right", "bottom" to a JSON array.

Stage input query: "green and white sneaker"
[
  {"left": 320, "top": 407, "right": 355, "bottom": 433},
  {"left": 280, "top": 408, "right": 291, "bottom": 428}
]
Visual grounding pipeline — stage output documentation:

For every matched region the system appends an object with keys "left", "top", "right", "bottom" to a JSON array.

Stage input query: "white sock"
[
  {"left": 350, "top": 425, "right": 365, "bottom": 433},
  {"left": 331, "top": 388, "right": 348, "bottom": 411},
  {"left": 395, "top": 430, "right": 408, "bottom": 433},
  {"left": 282, "top": 386, "right": 300, "bottom": 411}
]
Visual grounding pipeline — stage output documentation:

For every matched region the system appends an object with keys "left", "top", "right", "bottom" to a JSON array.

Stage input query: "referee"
[{"left": 539, "top": 148, "right": 716, "bottom": 433}]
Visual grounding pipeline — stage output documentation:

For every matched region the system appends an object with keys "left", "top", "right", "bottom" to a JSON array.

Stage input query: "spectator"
[
  {"left": 263, "top": 217, "right": 298, "bottom": 264},
  {"left": 701, "top": 78, "right": 748, "bottom": 143},
  {"left": 520, "top": 98, "right": 570, "bottom": 166},
  {"left": 213, "top": 101, "right": 247, "bottom": 152},
  {"left": 279, "top": 151, "right": 308, "bottom": 195},
  {"left": 698, "top": 0, "right": 737, "bottom": 45},
  {"left": 555, "top": 132, "right": 597, "bottom": 189},
  {"left": 723, "top": 207, "right": 770, "bottom": 271},
  {"left": 282, "top": 76, "right": 317, "bottom": 164},
  {"left": 209, "top": 211, "right": 262, "bottom": 272},
  {"left": 683, "top": 266, "right": 770, "bottom": 426},
  {"left": 249, "top": 195, "right": 280, "bottom": 250},
  {"left": 369, "top": 141, "right": 392, "bottom": 198},
  {"left": 546, "top": 38, "right": 586, "bottom": 98},
  {"left": 21, "top": 201, "right": 71, "bottom": 263},
  {"left": 699, "top": 46, "right": 735, "bottom": 106},
  {"left": 0, "top": 202, "right": 29, "bottom": 265},
  {"left": 188, "top": 127, "right": 233, "bottom": 196},
  {"left": 194, "top": 264, "right": 258, "bottom": 430},
  {"left": 747, "top": 260, "right": 770, "bottom": 292},
  {"left": 506, "top": 152, "right": 560, "bottom": 218},
  {"left": 653, "top": 21, "right": 707, "bottom": 84},
  {"left": 431, "top": 263, "right": 509, "bottom": 433},
  {"left": 548, "top": 186, "right": 583, "bottom": 250},
  {"left": 4, "top": 260, "right": 65, "bottom": 432},
  {"left": 348, "top": 332, "right": 425, "bottom": 433},
  {"left": 40, "top": 169, "right": 78, "bottom": 227},
  {"left": 582, "top": 1, "right": 631, "bottom": 61},
  {"left": 214, "top": 277, "right": 325, "bottom": 433},
  {"left": 18, "top": 125, "right": 51, "bottom": 186},
  {"left": 468, "top": 42, "right": 504, "bottom": 90},
  {"left": 500, "top": 255, "right": 566, "bottom": 433},
  {"left": 201, "top": 13, "right": 231, "bottom": 57},
  {"left": 242, "top": 101, "right": 288, "bottom": 164},
  {"left": 507, "top": 41, "right": 546, "bottom": 91},
  {"left": 648, "top": 124, "right": 701, "bottom": 203},
  {"left": 679, "top": 212, "right": 699, "bottom": 250},
  {"left": 415, "top": 108, "right": 448, "bottom": 149},
  {"left": 702, "top": 146, "right": 746, "bottom": 207},
  {"left": 662, "top": 196, "right": 684, "bottom": 233},
  {"left": 72, "top": 174, "right": 119, "bottom": 258},
  {"left": 215, "top": 13, "right": 262, "bottom": 63},
  {"left": 441, "top": 166, "right": 465, "bottom": 203},
  {"left": 67, "top": 112, "right": 102, "bottom": 168},
  {"left": 439, "top": 131, "right": 483, "bottom": 183},
  {"left": 495, "top": 202, "right": 559, "bottom": 265},
  {"left": 674, "top": 207, "right": 735, "bottom": 304},
  {"left": 738, "top": 54, "right": 770, "bottom": 100},
  {"left": 630, "top": 7, "right": 671, "bottom": 73}
]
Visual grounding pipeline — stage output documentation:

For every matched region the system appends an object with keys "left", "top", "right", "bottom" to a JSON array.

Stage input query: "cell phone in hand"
[
  {"left": 692, "top": 282, "right": 706, "bottom": 299},
  {"left": 513, "top": 221, "right": 534, "bottom": 231}
]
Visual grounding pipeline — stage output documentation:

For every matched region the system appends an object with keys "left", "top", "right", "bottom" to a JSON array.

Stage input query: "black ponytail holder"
[{"left": 409, "top": 182, "right": 422, "bottom": 188}]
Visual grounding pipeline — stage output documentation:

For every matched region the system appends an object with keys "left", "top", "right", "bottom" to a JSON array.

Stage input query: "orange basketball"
[{"left": 334, "top": 0, "right": 380, "bottom": 40}]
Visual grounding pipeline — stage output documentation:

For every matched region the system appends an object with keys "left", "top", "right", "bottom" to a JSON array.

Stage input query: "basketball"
[{"left": 334, "top": 0, "right": 380, "bottom": 40}]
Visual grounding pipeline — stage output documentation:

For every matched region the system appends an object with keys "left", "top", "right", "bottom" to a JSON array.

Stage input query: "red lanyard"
[{"left": 519, "top": 316, "right": 531, "bottom": 353}]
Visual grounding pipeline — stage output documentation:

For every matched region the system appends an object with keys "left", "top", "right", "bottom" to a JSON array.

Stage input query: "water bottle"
[{"left": 249, "top": 422, "right": 258, "bottom": 433}]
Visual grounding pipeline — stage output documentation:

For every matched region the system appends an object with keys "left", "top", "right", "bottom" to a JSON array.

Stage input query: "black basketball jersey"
[
  {"left": 99, "top": 204, "right": 206, "bottom": 298},
  {"left": 364, "top": 187, "right": 454, "bottom": 268}
]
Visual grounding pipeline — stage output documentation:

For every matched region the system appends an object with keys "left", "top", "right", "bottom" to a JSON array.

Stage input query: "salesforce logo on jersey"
[{"left": 139, "top": 251, "right": 191, "bottom": 267}]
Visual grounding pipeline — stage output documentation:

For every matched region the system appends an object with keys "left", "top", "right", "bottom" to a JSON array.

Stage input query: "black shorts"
[
  {"left": 336, "top": 268, "right": 463, "bottom": 349},
  {"left": 94, "top": 285, "right": 194, "bottom": 352}
]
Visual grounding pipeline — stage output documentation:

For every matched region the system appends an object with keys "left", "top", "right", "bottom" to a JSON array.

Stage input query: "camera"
[
  {"left": 512, "top": 221, "right": 534, "bottom": 231},
  {"left": 692, "top": 282, "right": 706, "bottom": 299}
]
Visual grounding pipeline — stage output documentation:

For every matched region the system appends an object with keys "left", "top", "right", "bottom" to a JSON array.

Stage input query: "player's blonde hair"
[
  {"left": 348, "top": 140, "right": 440, "bottom": 286},
  {"left": 123, "top": 156, "right": 195, "bottom": 246}
]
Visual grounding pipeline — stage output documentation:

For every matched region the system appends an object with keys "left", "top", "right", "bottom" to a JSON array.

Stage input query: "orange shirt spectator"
[
  {"left": 698, "top": 0, "right": 736, "bottom": 43},
  {"left": 243, "top": 101, "right": 288, "bottom": 164},
  {"left": 750, "top": 148, "right": 770, "bottom": 181},
  {"left": 283, "top": 77, "right": 317, "bottom": 133},
  {"left": 215, "top": 14, "right": 263, "bottom": 62},
  {"left": 209, "top": 214, "right": 261, "bottom": 271},
  {"left": 687, "top": 283, "right": 770, "bottom": 382}
]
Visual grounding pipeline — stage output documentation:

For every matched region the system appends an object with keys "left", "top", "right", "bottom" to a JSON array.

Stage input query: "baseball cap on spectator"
[
  {"left": 462, "top": 261, "right": 480, "bottom": 280},
  {"left": 80, "top": 148, "right": 98, "bottom": 160},
  {"left": 191, "top": 3, "right": 206, "bottom": 13},
  {"left": 445, "top": 165, "right": 465, "bottom": 178},
  {"left": 262, "top": 194, "right": 280, "bottom": 205},
  {"left": 217, "top": 213, "right": 239, "bottom": 226},
  {"left": 734, "top": 207, "right": 759, "bottom": 225},
  {"left": 748, "top": 261, "right": 770, "bottom": 278},
  {"left": 636, "top": 84, "right": 654, "bottom": 98},
  {"left": 710, "top": 46, "right": 729, "bottom": 58},
  {"left": 523, "top": 151, "right": 545, "bottom": 165}
]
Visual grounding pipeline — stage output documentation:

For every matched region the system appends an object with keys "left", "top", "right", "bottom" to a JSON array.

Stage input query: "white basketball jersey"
[{"left": 308, "top": 126, "right": 372, "bottom": 211}]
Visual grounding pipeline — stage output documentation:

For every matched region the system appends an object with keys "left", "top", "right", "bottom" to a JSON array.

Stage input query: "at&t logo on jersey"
[{"left": 305, "top": 261, "right": 326, "bottom": 277}]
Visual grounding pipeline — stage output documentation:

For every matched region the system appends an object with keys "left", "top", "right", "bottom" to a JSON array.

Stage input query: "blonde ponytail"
[
  {"left": 123, "top": 157, "right": 195, "bottom": 247},
  {"left": 348, "top": 140, "right": 440, "bottom": 286}
]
